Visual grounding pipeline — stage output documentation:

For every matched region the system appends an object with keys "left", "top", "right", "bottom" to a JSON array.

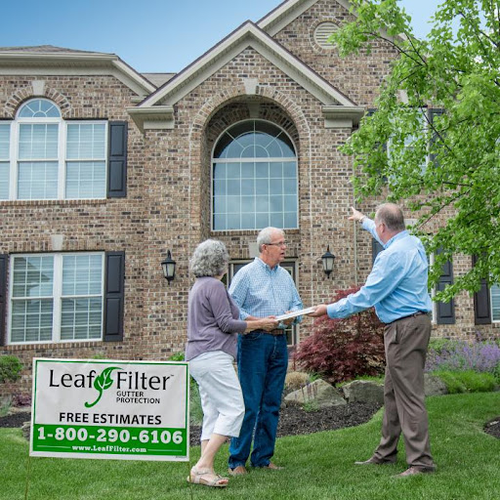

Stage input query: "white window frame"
[
  {"left": 12, "top": 111, "right": 63, "bottom": 200},
  {"left": 7, "top": 252, "right": 105, "bottom": 345},
  {"left": 2, "top": 99, "right": 108, "bottom": 201},
  {"left": 490, "top": 284, "right": 500, "bottom": 323},
  {"left": 0, "top": 121, "right": 11, "bottom": 200},
  {"left": 211, "top": 119, "right": 298, "bottom": 232},
  {"left": 429, "top": 252, "right": 438, "bottom": 324}
]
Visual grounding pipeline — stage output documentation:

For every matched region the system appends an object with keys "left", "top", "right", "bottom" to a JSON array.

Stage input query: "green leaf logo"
[{"left": 85, "top": 367, "right": 121, "bottom": 408}]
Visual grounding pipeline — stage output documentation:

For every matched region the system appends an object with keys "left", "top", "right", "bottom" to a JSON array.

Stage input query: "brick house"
[{"left": 1, "top": 0, "right": 498, "bottom": 393}]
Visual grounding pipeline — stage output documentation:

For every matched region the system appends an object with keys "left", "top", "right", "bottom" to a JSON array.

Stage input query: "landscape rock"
[
  {"left": 424, "top": 373, "right": 448, "bottom": 396},
  {"left": 284, "top": 379, "right": 346, "bottom": 409},
  {"left": 342, "top": 380, "right": 385, "bottom": 404}
]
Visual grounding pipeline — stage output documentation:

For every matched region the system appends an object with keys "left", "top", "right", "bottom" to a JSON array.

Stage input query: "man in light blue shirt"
[
  {"left": 228, "top": 227, "right": 303, "bottom": 475},
  {"left": 311, "top": 204, "right": 435, "bottom": 477}
]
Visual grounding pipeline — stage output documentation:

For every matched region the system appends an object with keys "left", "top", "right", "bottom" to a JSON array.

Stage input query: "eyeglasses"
[{"left": 265, "top": 241, "right": 286, "bottom": 247}]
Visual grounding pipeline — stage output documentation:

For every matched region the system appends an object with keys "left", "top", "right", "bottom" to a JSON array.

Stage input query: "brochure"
[{"left": 276, "top": 306, "right": 316, "bottom": 321}]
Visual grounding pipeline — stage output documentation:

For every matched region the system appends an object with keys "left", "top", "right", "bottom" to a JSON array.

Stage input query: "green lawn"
[{"left": 2, "top": 392, "right": 499, "bottom": 500}]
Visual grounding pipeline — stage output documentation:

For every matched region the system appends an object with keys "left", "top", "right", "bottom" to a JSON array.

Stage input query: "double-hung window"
[
  {"left": 0, "top": 98, "right": 117, "bottom": 201},
  {"left": 9, "top": 253, "right": 104, "bottom": 343},
  {"left": 0, "top": 252, "right": 124, "bottom": 345},
  {"left": 66, "top": 123, "right": 106, "bottom": 198}
]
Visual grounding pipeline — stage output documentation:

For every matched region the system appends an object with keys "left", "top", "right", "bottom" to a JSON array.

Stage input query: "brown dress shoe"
[
  {"left": 228, "top": 465, "right": 248, "bottom": 476},
  {"left": 354, "top": 457, "right": 395, "bottom": 465},
  {"left": 397, "top": 466, "right": 435, "bottom": 477}
]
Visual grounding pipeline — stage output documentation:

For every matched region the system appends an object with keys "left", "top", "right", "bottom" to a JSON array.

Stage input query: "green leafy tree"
[{"left": 332, "top": 0, "right": 500, "bottom": 299}]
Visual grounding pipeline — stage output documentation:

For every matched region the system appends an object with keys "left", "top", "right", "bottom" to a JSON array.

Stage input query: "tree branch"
[{"left": 417, "top": 189, "right": 471, "bottom": 228}]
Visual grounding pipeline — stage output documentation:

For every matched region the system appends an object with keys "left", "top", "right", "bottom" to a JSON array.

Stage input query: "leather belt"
[
  {"left": 266, "top": 329, "right": 286, "bottom": 336},
  {"left": 387, "top": 311, "right": 430, "bottom": 325}
]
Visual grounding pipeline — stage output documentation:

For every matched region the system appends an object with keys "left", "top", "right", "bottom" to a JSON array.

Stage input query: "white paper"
[{"left": 275, "top": 307, "right": 316, "bottom": 321}]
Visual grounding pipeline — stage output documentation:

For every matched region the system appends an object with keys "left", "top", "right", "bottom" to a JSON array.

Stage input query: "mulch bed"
[
  {"left": 2, "top": 407, "right": 499, "bottom": 446},
  {"left": 0, "top": 411, "right": 30, "bottom": 428},
  {"left": 189, "top": 402, "right": 382, "bottom": 446}
]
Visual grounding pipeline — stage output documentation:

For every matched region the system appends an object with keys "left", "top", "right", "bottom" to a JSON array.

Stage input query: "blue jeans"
[{"left": 228, "top": 331, "right": 288, "bottom": 469}]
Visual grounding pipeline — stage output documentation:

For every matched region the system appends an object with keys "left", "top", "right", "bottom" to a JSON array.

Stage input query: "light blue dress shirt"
[
  {"left": 229, "top": 257, "right": 303, "bottom": 323},
  {"left": 327, "top": 218, "right": 432, "bottom": 324}
]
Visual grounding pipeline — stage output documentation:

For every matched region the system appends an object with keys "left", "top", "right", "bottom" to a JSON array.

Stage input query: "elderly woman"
[{"left": 186, "top": 239, "right": 278, "bottom": 488}]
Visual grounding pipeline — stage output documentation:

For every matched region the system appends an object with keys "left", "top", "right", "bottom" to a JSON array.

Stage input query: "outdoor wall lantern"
[
  {"left": 161, "top": 250, "right": 176, "bottom": 284},
  {"left": 321, "top": 246, "right": 336, "bottom": 278}
]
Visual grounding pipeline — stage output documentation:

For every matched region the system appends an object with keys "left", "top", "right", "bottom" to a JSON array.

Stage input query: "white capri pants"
[{"left": 189, "top": 350, "right": 245, "bottom": 442}]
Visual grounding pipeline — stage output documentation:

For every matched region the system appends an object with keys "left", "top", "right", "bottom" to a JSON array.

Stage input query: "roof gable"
[
  {"left": 130, "top": 21, "right": 362, "bottom": 132},
  {"left": 258, "top": 0, "right": 352, "bottom": 36},
  {"left": 140, "top": 21, "right": 353, "bottom": 108},
  {"left": 0, "top": 46, "right": 156, "bottom": 98}
]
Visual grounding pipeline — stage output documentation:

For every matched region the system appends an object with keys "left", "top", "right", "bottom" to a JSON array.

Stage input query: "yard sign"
[{"left": 30, "top": 358, "right": 189, "bottom": 461}]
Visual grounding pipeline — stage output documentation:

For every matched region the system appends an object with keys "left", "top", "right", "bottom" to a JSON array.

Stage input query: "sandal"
[{"left": 187, "top": 467, "right": 229, "bottom": 488}]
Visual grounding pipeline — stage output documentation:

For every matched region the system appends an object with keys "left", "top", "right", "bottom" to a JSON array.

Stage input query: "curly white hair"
[{"left": 190, "top": 239, "right": 229, "bottom": 277}]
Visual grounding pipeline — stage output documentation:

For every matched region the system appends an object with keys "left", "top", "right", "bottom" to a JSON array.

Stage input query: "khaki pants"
[{"left": 373, "top": 313, "right": 435, "bottom": 469}]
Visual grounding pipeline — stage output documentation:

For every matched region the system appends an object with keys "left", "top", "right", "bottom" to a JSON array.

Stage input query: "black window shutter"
[
  {"left": 0, "top": 255, "right": 8, "bottom": 346},
  {"left": 372, "top": 239, "right": 384, "bottom": 264},
  {"left": 436, "top": 252, "right": 455, "bottom": 325},
  {"left": 107, "top": 121, "right": 128, "bottom": 198},
  {"left": 104, "top": 251, "right": 125, "bottom": 342},
  {"left": 472, "top": 255, "right": 491, "bottom": 324}
]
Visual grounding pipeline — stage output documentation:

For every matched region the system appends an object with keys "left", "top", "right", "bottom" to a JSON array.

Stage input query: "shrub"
[
  {"left": 428, "top": 337, "right": 456, "bottom": 354},
  {"left": 0, "top": 396, "right": 12, "bottom": 417},
  {"left": 294, "top": 286, "right": 385, "bottom": 384},
  {"left": 493, "top": 362, "right": 500, "bottom": 384},
  {"left": 12, "top": 393, "right": 31, "bottom": 407},
  {"left": 433, "top": 370, "right": 497, "bottom": 394},
  {"left": 168, "top": 352, "right": 185, "bottom": 362},
  {"left": 284, "top": 371, "right": 310, "bottom": 394},
  {"left": 0, "top": 356, "right": 23, "bottom": 384}
]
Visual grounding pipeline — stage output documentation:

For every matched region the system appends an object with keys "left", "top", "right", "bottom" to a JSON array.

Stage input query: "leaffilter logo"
[{"left": 85, "top": 367, "right": 121, "bottom": 408}]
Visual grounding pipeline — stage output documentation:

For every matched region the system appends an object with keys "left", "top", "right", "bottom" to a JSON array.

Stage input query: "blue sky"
[{"left": 0, "top": 0, "right": 440, "bottom": 73}]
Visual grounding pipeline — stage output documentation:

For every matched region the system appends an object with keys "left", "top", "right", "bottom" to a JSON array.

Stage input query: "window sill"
[
  {"left": 0, "top": 199, "right": 109, "bottom": 207},
  {"left": 4, "top": 339, "right": 108, "bottom": 351},
  {"left": 211, "top": 228, "right": 301, "bottom": 237}
]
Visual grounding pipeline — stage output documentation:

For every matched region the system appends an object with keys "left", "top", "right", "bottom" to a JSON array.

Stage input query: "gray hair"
[
  {"left": 190, "top": 239, "right": 229, "bottom": 278},
  {"left": 257, "top": 227, "right": 284, "bottom": 253},
  {"left": 375, "top": 203, "right": 405, "bottom": 232}
]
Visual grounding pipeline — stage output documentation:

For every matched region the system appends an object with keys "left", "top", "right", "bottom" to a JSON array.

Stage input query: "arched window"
[
  {"left": 0, "top": 98, "right": 109, "bottom": 200},
  {"left": 18, "top": 98, "right": 61, "bottom": 118},
  {"left": 212, "top": 120, "right": 298, "bottom": 231}
]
